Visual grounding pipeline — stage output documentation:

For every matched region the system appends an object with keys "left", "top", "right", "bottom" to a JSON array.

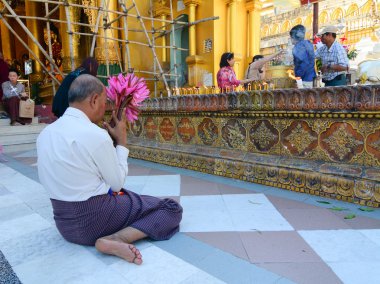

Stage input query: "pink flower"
[{"left": 106, "top": 73, "right": 150, "bottom": 122}]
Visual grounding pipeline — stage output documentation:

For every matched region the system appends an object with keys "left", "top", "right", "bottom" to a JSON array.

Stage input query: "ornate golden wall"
[{"left": 124, "top": 85, "right": 380, "bottom": 207}]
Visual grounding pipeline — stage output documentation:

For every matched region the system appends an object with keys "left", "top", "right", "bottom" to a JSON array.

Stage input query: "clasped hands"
[{"left": 103, "top": 108, "right": 128, "bottom": 147}]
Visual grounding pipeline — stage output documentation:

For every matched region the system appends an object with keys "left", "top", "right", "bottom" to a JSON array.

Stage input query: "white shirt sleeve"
[{"left": 91, "top": 142, "right": 129, "bottom": 192}]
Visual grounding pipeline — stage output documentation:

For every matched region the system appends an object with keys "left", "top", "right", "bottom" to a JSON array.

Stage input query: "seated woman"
[
  {"left": 244, "top": 50, "right": 285, "bottom": 81},
  {"left": 1, "top": 69, "right": 31, "bottom": 126},
  {"left": 217, "top": 52, "right": 256, "bottom": 91}
]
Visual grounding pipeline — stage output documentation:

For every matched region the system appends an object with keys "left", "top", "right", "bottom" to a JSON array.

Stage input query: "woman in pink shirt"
[{"left": 217, "top": 52, "right": 254, "bottom": 92}]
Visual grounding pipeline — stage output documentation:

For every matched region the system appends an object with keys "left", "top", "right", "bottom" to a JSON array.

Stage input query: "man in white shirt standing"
[{"left": 37, "top": 74, "right": 182, "bottom": 265}]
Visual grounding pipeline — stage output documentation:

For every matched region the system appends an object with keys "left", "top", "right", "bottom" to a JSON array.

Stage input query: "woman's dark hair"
[
  {"left": 219, "top": 52, "right": 234, "bottom": 68},
  {"left": 80, "top": 57, "right": 99, "bottom": 76},
  {"left": 252, "top": 55, "right": 264, "bottom": 63}
]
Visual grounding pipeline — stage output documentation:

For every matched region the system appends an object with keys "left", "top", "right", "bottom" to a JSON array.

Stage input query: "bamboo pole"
[
  {"left": 149, "top": 0, "right": 157, "bottom": 97},
  {"left": 29, "top": 0, "right": 190, "bottom": 25},
  {"left": 90, "top": 3, "right": 103, "bottom": 57},
  {"left": 44, "top": 1, "right": 57, "bottom": 95},
  {"left": 130, "top": 0, "right": 170, "bottom": 96},
  {"left": 119, "top": 0, "right": 131, "bottom": 71}
]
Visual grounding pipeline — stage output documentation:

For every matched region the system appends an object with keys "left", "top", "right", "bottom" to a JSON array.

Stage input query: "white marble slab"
[
  {"left": 0, "top": 194, "right": 24, "bottom": 208},
  {"left": 125, "top": 175, "right": 181, "bottom": 196},
  {"left": 299, "top": 230, "right": 380, "bottom": 263},
  {"left": 180, "top": 195, "right": 293, "bottom": 232},
  {"left": 0, "top": 213, "right": 51, "bottom": 243},
  {"left": 111, "top": 245, "right": 217, "bottom": 284},
  {"left": 0, "top": 227, "right": 69, "bottom": 266},
  {"left": 180, "top": 270, "right": 226, "bottom": 284},
  {"left": 13, "top": 245, "right": 107, "bottom": 284},
  {"left": 359, "top": 229, "right": 380, "bottom": 247},
  {"left": 0, "top": 202, "right": 34, "bottom": 223},
  {"left": 327, "top": 261, "right": 380, "bottom": 284}
]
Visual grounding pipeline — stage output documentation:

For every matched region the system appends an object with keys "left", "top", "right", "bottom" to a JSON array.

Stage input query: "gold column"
[
  {"left": 161, "top": 15, "right": 167, "bottom": 61},
  {"left": 184, "top": 0, "right": 203, "bottom": 86},
  {"left": 228, "top": 0, "right": 237, "bottom": 53},
  {"left": 60, "top": 0, "right": 81, "bottom": 72},
  {"left": 246, "top": 0, "right": 262, "bottom": 58},
  {"left": 188, "top": 3, "right": 196, "bottom": 56},
  {"left": 0, "top": 20, "right": 14, "bottom": 61},
  {"left": 154, "top": 2, "right": 171, "bottom": 63},
  {"left": 95, "top": 0, "right": 120, "bottom": 64},
  {"left": 25, "top": 0, "right": 43, "bottom": 81}
]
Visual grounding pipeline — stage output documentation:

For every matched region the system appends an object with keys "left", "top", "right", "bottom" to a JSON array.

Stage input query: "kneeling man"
[{"left": 37, "top": 74, "right": 182, "bottom": 265}]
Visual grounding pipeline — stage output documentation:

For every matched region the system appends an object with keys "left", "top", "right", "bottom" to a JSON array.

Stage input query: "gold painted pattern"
[
  {"left": 323, "top": 125, "right": 362, "bottom": 160},
  {"left": 251, "top": 122, "right": 274, "bottom": 148},
  {"left": 286, "top": 124, "right": 316, "bottom": 154}
]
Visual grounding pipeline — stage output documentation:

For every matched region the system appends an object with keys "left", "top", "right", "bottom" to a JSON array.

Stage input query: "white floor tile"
[
  {"left": 299, "top": 230, "right": 380, "bottom": 263},
  {"left": 0, "top": 213, "right": 51, "bottom": 242},
  {"left": 68, "top": 268, "right": 131, "bottom": 284},
  {"left": 14, "top": 149, "right": 37, "bottom": 158},
  {"left": 180, "top": 270, "right": 226, "bottom": 284},
  {"left": 0, "top": 202, "right": 34, "bottom": 223},
  {"left": 0, "top": 227, "right": 68, "bottom": 266},
  {"left": 125, "top": 175, "right": 180, "bottom": 196},
  {"left": 328, "top": 261, "right": 380, "bottom": 284},
  {"left": 0, "top": 194, "right": 24, "bottom": 208},
  {"left": 229, "top": 209, "right": 294, "bottom": 231},
  {"left": 110, "top": 245, "right": 212, "bottom": 284},
  {"left": 180, "top": 195, "right": 293, "bottom": 232},
  {"left": 359, "top": 229, "right": 380, "bottom": 247},
  {"left": 13, "top": 245, "right": 106, "bottom": 284}
]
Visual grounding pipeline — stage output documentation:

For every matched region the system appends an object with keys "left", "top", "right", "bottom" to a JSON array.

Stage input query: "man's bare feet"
[{"left": 95, "top": 238, "right": 143, "bottom": 265}]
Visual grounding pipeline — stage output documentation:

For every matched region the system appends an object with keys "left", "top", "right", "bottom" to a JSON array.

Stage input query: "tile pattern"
[{"left": 1, "top": 150, "right": 380, "bottom": 284}]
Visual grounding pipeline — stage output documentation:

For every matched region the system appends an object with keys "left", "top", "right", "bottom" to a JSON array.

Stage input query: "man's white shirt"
[{"left": 37, "top": 107, "right": 129, "bottom": 201}]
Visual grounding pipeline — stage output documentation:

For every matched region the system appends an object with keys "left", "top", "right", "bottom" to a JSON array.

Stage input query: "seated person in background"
[
  {"left": 245, "top": 50, "right": 285, "bottom": 82},
  {"left": 1, "top": 69, "right": 32, "bottom": 126},
  {"left": 52, "top": 57, "right": 98, "bottom": 118},
  {"left": 289, "top": 25, "right": 316, "bottom": 88},
  {"left": 217, "top": 52, "right": 256, "bottom": 91},
  {"left": 37, "top": 74, "right": 183, "bottom": 265}
]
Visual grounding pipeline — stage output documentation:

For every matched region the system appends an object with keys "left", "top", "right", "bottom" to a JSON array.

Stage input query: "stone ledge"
[{"left": 128, "top": 142, "right": 380, "bottom": 208}]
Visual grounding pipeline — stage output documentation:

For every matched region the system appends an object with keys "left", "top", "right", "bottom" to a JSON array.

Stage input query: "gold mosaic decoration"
[
  {"left": 286, "top": 124, "right": 317, "bottom": 155},
  {"left": 323, "top": 125, "right": 362, "bottom": 160},
  {"left": 251, "top": 122, "right": 274, "bottom": 149}
]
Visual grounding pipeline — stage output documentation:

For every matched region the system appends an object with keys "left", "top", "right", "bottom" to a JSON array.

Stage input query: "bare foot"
[{"left": 95, "top": 238, "right": 143, "bottom": 265}]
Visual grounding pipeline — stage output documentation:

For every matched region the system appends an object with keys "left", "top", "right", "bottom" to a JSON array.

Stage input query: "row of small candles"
[{"left": 171, "top": 81, "right": 275, "bottom": 96}]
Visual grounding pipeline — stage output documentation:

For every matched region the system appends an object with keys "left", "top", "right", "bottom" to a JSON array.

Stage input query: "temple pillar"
[
  {"left": 0, "top": 20, "right": 14, "bottom": 61},
  {"left": 184, "top": 0, "right": 203, "bottom": 86},
  {"left": 25, "top": 0, "right": 44, "bottom": 82},
  {"left": 59, "top": 0, "right": 81, "bottom": 73},
  {"left": 95, "top": 0, "right": 120, "bottom": 66},
  {"left": 154, "top": 2, "right": 171, "bottom": 63},
  {"left": 225, "top": 0, "right": 241, "bottom": 77},
  {"left": 246, "top": 0, "right": 262, "bottom": 59}
]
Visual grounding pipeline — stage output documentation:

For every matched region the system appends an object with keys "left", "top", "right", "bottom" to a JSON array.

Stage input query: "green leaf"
[
  {"left": 317, "top": 201, "right": 331, "bottom": 204},
  {"left": 358, "top": 207, "right": 374, "bottom": 212},
  {"left": 344, "top": 214, "right": 356, "bottom": 219},
  {"left": 248, "top": 200, "right": 261, "bottom": 205},
  {"left": 329, "top": 206, "right": 347, "bottom": 211}
]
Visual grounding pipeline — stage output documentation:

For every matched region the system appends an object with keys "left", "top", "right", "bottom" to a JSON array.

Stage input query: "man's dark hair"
[
  {"left": 9, "top": 68, "right": 19, "bottom": 76},
  {"left": 68, "top": 74, "right": 104, "bottom": 103},
  {"left": 219, "top": 52, "right": 234, "bottom": 68}
]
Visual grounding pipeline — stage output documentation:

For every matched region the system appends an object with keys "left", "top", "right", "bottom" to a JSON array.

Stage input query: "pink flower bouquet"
[{"left": 106, "top": 73, "right": 150, "bottom": 123}]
